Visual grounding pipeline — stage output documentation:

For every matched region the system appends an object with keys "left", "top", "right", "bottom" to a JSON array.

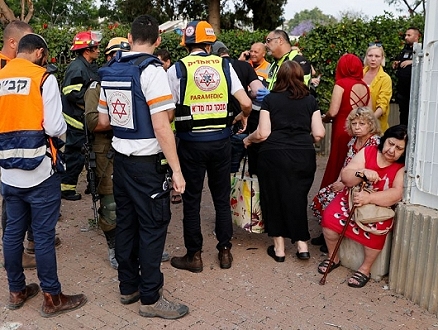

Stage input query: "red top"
[
  {"left": 320, "top": 76, "right": 370, "bottom": 188},
  {"left": 322, "top": 146, "right": 404, "bottom": 250}
]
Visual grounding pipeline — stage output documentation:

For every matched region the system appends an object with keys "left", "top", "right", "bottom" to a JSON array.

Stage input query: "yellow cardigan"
[{"left": 363, "top": 66, "right": 392, "bottom": 132}]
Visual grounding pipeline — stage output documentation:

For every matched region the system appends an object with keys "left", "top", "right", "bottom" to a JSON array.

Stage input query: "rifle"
[{"left": 82, "top": 117, "right": 99, "bottom": 226}]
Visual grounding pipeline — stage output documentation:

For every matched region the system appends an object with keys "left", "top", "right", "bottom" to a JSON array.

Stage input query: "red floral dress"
[
  {"left": 321, "top": 146, "right": 404, "bottom": 250},
  {"left": 311, "top": 135, "right": 380, "bottom": 222}
]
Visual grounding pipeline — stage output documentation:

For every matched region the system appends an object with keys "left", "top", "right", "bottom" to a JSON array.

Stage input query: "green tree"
[
  {"left": 384, "top": 0, "right": 426, "bottom": 15},
  {"left": 298, "top": 13, "right": 425, "bottom": 112},
  {"left": 32, "top": 0, "right": 99, "bottom": 26},
  {"left": 0, "top": 0, "right": 34, "bottom": 25},
  {"left": 113, "top": 0, "right": 176, "bottom": 24},
  {"left": 286, "top": 7, "right": 337, "bottom": 34}
]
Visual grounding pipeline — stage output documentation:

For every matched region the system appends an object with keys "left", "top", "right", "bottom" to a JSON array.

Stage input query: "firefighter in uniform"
[
  {"left": 84, "top": 37, "right": 130, "bottom": 269},
  {"left": 0, "top": 33, "right": 87, "bottom": 316},
  {"left": 168, "top": 21, "right": 252, "bottom": 272},
  {"left": 61, "top": 31, "right": 100, "bottom": 200}
]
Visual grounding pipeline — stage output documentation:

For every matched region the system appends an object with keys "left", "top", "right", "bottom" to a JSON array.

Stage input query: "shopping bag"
[{"left": 230, "top": 158, "right": 264, "bottom": 233}]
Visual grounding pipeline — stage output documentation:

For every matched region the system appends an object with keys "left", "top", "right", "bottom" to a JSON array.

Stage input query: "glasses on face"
[
  {"left": 369, "top": 42, "right": 382, "bottom": 47},
  {"left": 265, "top": 37, "right": 280, "bottom": 44}
]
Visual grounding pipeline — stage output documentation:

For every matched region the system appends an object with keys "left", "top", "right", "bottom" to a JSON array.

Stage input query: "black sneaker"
[{"left": 61, "top": 190, "right": 81, "bottom": 201}]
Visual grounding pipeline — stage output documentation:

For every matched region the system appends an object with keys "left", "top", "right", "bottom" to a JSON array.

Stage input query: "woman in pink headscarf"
[{"left": 320, "top": 54, "right": 371, "bottom": 189}]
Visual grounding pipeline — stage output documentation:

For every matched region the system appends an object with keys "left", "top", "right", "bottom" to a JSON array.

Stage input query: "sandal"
[
  {"left": 171, "top": 194, "right": 182, "bottom": 204},
  {"left": 317, "top": 259, "right": 341, "bottom": 275},
  {"left": 348, "top": 270, "right": 371, "bottom": 288}
]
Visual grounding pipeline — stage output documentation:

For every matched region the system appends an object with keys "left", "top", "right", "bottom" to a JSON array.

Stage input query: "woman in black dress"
[{"left": 243, "top": 60, "right": 325, "bottom": 262}]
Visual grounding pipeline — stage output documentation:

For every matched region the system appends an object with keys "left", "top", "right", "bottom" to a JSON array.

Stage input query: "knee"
[{"left": 322, "top": 227, "right": 339, "bottom": 241}]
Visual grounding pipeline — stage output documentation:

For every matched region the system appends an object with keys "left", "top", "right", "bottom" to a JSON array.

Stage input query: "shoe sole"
[
  {"left": 139, "top": 309, "right": 189, "bottom": 319},
  {"left": 40, "top": 296, "right": 87, "bottom": 318},
  {"left": 170, "top": 261, "right": 203, "bottom": 273}
]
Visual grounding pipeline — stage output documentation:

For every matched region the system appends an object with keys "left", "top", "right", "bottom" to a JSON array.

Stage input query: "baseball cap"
[{"left": 212, "top": 41, "right": 229, "bottom": 55}]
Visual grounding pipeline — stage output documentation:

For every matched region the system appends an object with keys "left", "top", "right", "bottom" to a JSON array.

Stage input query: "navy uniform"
[{"left": 168, "top": 21, "right": 252, "bottom": 272}]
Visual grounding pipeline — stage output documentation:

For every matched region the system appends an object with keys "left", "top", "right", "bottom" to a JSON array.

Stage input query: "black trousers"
[
  {"left": 178, "top": 138, "right": 233, "bottom": 254},
  {"left": 61, "top": 127, "right": 85, "bottom": 190},
  {"left": 113, "top": 152, "right": 170, "bottom": 305}
]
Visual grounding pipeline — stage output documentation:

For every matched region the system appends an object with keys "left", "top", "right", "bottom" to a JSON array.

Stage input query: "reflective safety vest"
[
  {"left": 267, "top": 50, "right": 311, "bottom": 90},
  {"left": 99, "top": 52, "right": 162, "bottom": 140},
  {"left": 253, "top": 59, "right": 270, "bottom": 81},
  {"left": 175, "top": 54, "right": 233, "bottom": 132},
  {"left": 0, "top": 58, "right": 48, "bottom": 170}
]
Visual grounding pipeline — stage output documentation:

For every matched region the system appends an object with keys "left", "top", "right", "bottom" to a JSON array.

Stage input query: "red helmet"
[{"left": 70, "top": 31, "right": 101, "bottom": 51}]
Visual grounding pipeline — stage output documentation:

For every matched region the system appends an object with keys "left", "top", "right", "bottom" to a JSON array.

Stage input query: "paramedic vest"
[
  {"left": 98, "top": 52, "right": 162, "bottom": 140},
  {"left": 175, "top": 54, "right": 233, "bottom": 132},
  {"left": 0, "top": 58, "right": 47, "bottom": 170},
  {"left": 267, "top": 50, "right": 311, "bottom": 90}
]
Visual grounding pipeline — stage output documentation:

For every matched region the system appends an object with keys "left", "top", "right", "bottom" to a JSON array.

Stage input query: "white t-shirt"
[{"left": 98, "top": 52, "right": 175, "bottom": 156}]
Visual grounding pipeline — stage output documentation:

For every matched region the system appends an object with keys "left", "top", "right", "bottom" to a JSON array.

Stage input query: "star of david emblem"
[
  {"left": 112, "top": 99, "right": 127, "bottom": 119},
  {"left": 199, "top": 70, "right": 215, "bottom": 87}
]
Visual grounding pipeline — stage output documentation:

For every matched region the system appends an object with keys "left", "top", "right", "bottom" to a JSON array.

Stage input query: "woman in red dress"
[
  {"left": 320, "top": 54, "right": 371, "bottom": 189},
  {"left": 318, "top": 125, "right": 407, "bottom": 288}
]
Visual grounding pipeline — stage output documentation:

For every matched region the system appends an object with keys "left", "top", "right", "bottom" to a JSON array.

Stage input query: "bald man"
[
  {"left": 0, "top": 20, "right": 33, "bottom": 68},
  {"left": 240, "top": 42, "right": 271, "bottom": 81}
]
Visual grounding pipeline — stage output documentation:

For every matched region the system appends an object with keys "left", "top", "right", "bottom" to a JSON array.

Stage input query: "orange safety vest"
[
  {"left": 252, "top": 59, "right": 270, "bottom": 80},
  {"left": 0, "top": 58, "right": 48, "bottom": 170}
]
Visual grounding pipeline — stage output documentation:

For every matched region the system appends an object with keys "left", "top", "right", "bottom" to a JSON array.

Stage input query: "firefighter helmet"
[
  {"left": 70, "top": 31, "right": 101, "bottom": 51},
  {"left": 104, "top": 37, "right": 130, "bottom": 55},
  {"left": 180, "top": 21, "right": 216, "bottom": 47}
]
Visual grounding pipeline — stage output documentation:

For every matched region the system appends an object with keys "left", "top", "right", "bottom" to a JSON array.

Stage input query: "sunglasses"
[
  {"left": 369, "top": 42, "right": 382, "bottom": 47},
  {"left": 265, "top": 37, "right": 280, "bottom": 44}
]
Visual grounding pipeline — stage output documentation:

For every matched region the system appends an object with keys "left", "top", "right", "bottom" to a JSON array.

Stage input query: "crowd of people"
[{"left": 0, "top": 14, "right": 416, "bottom": 320}]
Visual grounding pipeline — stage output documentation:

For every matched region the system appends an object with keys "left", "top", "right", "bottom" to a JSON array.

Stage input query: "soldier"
[{"left": 84, "top": 37, "right": 130, "bottom": 269}]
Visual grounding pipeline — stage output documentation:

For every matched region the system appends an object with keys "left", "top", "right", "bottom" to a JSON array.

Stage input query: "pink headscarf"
[{"left": 335, "top": 53, "right": 364, "bottom": 82}]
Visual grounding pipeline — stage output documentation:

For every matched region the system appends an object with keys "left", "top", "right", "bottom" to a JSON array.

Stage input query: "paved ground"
[{"left": 1, "top": 155, "right": 438, "bottom": 329}]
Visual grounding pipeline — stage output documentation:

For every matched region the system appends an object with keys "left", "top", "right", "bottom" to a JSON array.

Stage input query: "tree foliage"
[
  {"left": 32, "top": 0, "right": 99, "bottom": 26},
  {"left": 384, "top": 0, "right": 426, "bottom": 15},
  {"left": 298, "top": 13, "right": 425, "bottom": 112},
  {"left": 0, "top": 0, "right": 34, "bottom": 25},
  {"left": 285, "top": 7, "right": 337, "bottom": 34}
]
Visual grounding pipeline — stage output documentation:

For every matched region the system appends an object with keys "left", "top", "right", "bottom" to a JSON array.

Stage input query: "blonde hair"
[
  {"left": 345, "top": 107, "right": 381, "bottom": 136},
  {"left": 363, "top": 45, "right": 386, "bottom": 67}
]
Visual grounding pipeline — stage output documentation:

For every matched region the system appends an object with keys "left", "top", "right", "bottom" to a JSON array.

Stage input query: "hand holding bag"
[
  {"left": 349, "top": 186, "right": 395, "bottom": 235},
  {"left": 230, "top": 157, "right": 264, "bottom": 233}
]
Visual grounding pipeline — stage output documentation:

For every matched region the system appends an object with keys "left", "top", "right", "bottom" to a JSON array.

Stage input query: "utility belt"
[{"left": 115, "top": 151, "right": 169, "bottom": 174}]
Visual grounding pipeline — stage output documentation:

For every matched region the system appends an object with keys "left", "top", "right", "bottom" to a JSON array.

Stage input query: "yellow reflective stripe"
[
  {"left": 193, "top": 124, "right": 226, "bottom": 130},
  {"left": 192, "top": 113, "right": 228, "bottom": 120},
  {"left": 62, "top": 113, "right": 84, "bottom": 130},
  {"left": 61, "top": 183, "right": 76, "bottom": 191},
  {"left": 62, "top": 83, "right": 83, "bottom": 95}
]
